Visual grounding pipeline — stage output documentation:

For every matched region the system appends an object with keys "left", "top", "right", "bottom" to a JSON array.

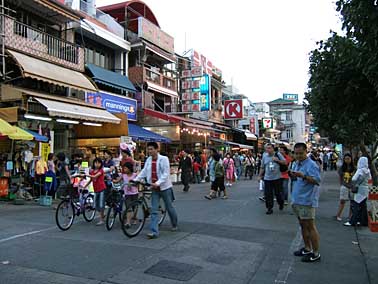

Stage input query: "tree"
[{"left": 305, "top": 33, "right": 378, "bottom": 182}]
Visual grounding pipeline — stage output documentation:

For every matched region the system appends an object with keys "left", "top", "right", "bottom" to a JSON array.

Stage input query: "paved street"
[{"left": 0, "top": 171, "right": 377, "bottom": 284}]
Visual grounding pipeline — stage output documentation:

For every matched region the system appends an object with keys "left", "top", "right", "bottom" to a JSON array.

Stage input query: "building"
[
  {"left": 268, "top": 98, "right": 307, "bottom": 144},
  {"left": 0, "top": 0, "right": 129, "bottom": 156}
]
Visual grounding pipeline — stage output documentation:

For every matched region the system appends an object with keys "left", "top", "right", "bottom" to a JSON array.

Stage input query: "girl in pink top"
[
  {"left": 223, "top": 153, "right": 235, "bottom": 186},
  {"left": 120, "top": 162, "right": 138, "bottom": 228}
]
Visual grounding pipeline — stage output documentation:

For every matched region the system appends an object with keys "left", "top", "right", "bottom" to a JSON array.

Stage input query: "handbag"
[{"left": 275, "top": 153, "right": 288, "bottom": 172}]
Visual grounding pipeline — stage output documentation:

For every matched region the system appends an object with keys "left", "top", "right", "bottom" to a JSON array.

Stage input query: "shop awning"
[
  {"left": 244, "top": 130, "right": 258, "bottom": 141},
  {"left": 23, "top": 129, "right": 49, "bottom": 142},
  {"left": 183, "top": 122, "right": 214, "bottom": 131},
  {"left": 34, "top": 97, "right": 121, "bottom": 124},
  {"left": 128, "top": 123, "right": 171, "bottom": 143},
  {"left": 146, "top": 81, "right": 178, "bottom": 97},
  {"left": 86, "top": 64, "right": 136, "bottom": 93},
  {"left": 144, "top": 41, "right": 176, "bottom": 63},
  {"left": 8, "top": 127, "right": 33, "bottom": 140},
  {"left": 0, "top": 118, "right": 16, "bottom": 135},
  {"left": 210, "top": 138, "right": 254, "bottom": 150},
  {"left": 7, "top": 50, "right": 97, "bottom": 92}
]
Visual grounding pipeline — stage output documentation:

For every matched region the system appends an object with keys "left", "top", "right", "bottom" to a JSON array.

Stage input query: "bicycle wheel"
[
  {"left": 83, "top": 194, "right": 96, "bottom": 222},
  {"left": 158, "top": 199, "right": 167, "bottom": 226},
  {"left": 106, "top": 206, "right": 117, "bottom": 231},
  {"left": 121, "top": 200, "right": 146, "bottom": 238},
  {"left": 56, "top": 199, "right": 75, "bottom": 231}
]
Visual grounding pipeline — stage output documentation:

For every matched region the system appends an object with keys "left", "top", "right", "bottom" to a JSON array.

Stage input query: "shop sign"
[
  {"left": 121, "top": 136, "right": 132, "bottom": 144},
  {"left": 262, "top": 118, "right": 273, "bottom": 129},
  {"left": 86, "top": 91, "right": 137, "bottom": 121},
  {"left": 180, "top": 74, "right": 210, "bottom": 112},
  {"left": 181, "top": 67, "right": 203, "bottom": 78},
  {"left": 283, "top": 93, "right": 298, "bottom": 102},
  {"left": 250, "top": 118, "right": 256, "bottom": 134},
  {"left": 224, "top": 100, "right": 243, "bottom": 119},
  {"left": 138, "top": 17, "right": 174, "bottom": 53},
  {"left": 41, "top": 143, "right": 50, "bottom": 163}
]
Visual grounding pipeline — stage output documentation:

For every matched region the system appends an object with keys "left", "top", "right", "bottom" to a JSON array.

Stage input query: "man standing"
[
  {"left": 179, "top": 150, "right": 192, "bottom": 192},
  {"left": 134, "top": 142, "right": 178, "bottom": 239},
  {"left": 290, "top": 142, "right": 321, "bottom": 263},
  {"left": 258, "top": 144, "right": 287, "bottom": 214},
  {"left": 233, "top": 152, "right": 242, "bottom": 180}
]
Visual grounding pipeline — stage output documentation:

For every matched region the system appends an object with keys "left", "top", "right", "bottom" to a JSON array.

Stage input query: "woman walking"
[
  {"left": 223, "top": 153, "right": 235, "bottom": 186},
  {"left": 344, "top": 156, "right": 370, "bottom": 227},
  {"left": 205, "top": 153, "right": 227, "bottom": 199},
  {"left": 335, "top": 153, "right": 355, "bottom": 221}
]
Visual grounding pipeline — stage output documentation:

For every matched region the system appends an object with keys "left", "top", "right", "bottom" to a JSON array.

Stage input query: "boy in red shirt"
[
  {"left": 193, "top": 160, "right": 201, "bottom": 184},
  {"left": 85, "top": 158, "right": 106, "bottom": 226}
]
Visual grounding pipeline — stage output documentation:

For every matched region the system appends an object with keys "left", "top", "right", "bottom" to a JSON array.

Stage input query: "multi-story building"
[
  {"left": 268, "top": 98, "right": 307, "bottom": 144},
  {"left": 0, "top": 0, "right": 129, "bottom": 156}
]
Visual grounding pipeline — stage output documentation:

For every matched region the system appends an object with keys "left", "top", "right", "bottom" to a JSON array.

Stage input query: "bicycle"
[
  {"left": 121, "top": 181, "right": 167, "bottom": 238},
  {"left": 105, "top": 181, "right": 124, "bottom": 231},
  {"left": 55, "top": 183, "right": 96, "bottom": 231}
]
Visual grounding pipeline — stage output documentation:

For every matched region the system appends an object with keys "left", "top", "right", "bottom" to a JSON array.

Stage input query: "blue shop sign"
[{"left": 86, "top": 91, "right": 137, "bottom": 121}]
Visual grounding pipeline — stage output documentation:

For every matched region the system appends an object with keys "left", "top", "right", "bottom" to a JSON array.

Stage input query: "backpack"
[{"left": 275, "top": 153, "right": 288, "bottom": 172}]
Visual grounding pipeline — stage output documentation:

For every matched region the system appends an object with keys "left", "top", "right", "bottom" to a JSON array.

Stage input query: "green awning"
[{"left": 86, "top": 64, "right": 136, "bottom": 93}]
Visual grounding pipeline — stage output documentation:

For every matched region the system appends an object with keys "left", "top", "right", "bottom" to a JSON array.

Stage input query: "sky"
[{"left": 97, "top": 0, "right": 342, "bottom": 103}]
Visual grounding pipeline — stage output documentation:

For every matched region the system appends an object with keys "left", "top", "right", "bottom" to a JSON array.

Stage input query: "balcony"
[
  {"left": 1, "top": 15, "right": 84, "bottom": 71},
  {"left": 65, "top": 0, "right": 124, "bottom": 38},
  {"left": 129, "top": 66, "right": 177, "bottom": 93}
]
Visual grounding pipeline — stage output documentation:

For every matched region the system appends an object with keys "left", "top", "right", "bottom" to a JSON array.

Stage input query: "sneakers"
[
  {"left": 204, "top": 195, "right": 212, "bottom": 200},
  {"left": 293, "top": 247, "right": 312, "bottom": 256},
  {"left": 171, "top": 227, "right": 178, "bottom": 232},
  {"left": 266, "top": 209, "right": 273, "bottom": 215},
  {"left": 343, "top": 221, "right": 352, "bottom": 226},
  {"left": 301, "top": 252, "right": 321, "bottom": 263},
  {"left": 222, "top": 195, "right": 228, "bottom": 200},
  {"left": 259, "top": 196, "right": 266, "bottom": 202},
  {"left": 336, "top": 216, "right": 342, "bottom": 221},
  {"left": 96, "top": 220, "right": 104, "bottom": 226},
  {"left": 147, "top": 233, "right": 158, "bottom": 239}
]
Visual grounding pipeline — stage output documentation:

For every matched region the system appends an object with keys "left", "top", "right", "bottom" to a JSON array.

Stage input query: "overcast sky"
[{"left": 97, "top": 0, "right": 342, "bottom": 102}]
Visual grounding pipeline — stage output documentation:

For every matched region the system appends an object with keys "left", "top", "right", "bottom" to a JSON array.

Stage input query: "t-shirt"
[
  {"left": 261, "top": 152, "right": 285, "bottom": 181},
  {"left": 193, "top": 161, "right": 201, "bottom": 173},
  {"left": 36, "top": 159, "right": 47, "bottom": 175},
  {"left": 338, "top": 167, "right": 354, "bottom": 186},
  {"left": 151, "top": 159, "right": 158, "bottom": 183},
  {"left": 291, "top": 158, "right": 321, "bottom": 207},
  {"left": 122, "top": 173, "right": 138, "bottom": 195},
  {"left": 234, "top": 156, "right": 242, "bottom": 167},
  {"left": 281, "top": 154, "right": 293, "bottom": 179},
  {"left": 90, "top": 168, "right": 106, "bottom": 193}
]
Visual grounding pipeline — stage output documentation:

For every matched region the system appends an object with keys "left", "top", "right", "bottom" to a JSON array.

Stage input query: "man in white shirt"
[{"left": 135, "top": 142, "right": 178, "bottom": 239}]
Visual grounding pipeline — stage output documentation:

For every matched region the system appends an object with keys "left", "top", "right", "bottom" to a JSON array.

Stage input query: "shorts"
[
  {"left": 94, "top": 191, "right": 105, "bottom": 211},
  {"left": 292, "top": 204, "right": 316, "bottom": 220},
  {"left": 125, "top": 194, "right": 139, "bottom": 210},
  {"left": 211, "top": 177, "right": 225, "bottom": 191},
  {"left": 340, "top": 185, "right": 350, "bottom": 201}
]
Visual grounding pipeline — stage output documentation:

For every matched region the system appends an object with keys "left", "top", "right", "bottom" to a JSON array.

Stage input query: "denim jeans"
[
  {"left": 281, "top": 178, "right": 289, "bottom": 201},
  {"left": 150, "top": 188, "right": 178, "bottom": 236},
  {"left": 236, "top": 166, "right": 242, "bottom": 180}
]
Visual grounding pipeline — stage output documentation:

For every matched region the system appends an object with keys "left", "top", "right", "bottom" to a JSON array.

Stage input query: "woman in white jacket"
[{"left": 344, "top": 156, "right": 370, "bottom": 227}]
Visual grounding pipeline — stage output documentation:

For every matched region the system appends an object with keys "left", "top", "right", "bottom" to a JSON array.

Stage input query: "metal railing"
[
  {"left": 13, "top": 19, "right": 79, "bottom": 64},
  {"left": 65, "top": 0, "right": 124, "bottom": 38}
]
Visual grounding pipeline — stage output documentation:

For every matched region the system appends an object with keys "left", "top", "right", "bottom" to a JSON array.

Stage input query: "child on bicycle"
[
  {"left": 85, "top": 158, "right": 106, "bottom": 226},
  {"left": 114, "top": 162, "right": 138, "bottom": 228}
]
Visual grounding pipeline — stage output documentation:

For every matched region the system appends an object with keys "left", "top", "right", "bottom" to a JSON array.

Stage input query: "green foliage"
[
  {"left": 306, "top": 33, "right": 378, "bottom": 145},
  {"left": 336, "top": 0, "right": 378, "bottom": 90}
]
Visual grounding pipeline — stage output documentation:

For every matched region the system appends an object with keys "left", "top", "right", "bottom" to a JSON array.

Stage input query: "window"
[
  {"left": 286, "top": 111, "right": 292, "bottom": 121},
  {"left": 84, "top": 47, "right": 114, "bottom": 70},
  {"left": 286, "top": 128, "right": 293, "bottom": 139}
]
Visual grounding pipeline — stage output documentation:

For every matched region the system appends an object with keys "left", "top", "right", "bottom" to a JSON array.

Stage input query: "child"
[
  {"left": 205, "top": 153, "right": 228, "bottom": 200},
  {"left": 114, "top": 162, "right": 138, "bottom": 228},
  {"left": 85, "top": 158, "right": 106, "bottom": 226},
  {"left": 193, "top": 160, "right": 202, "bottom": 184}
]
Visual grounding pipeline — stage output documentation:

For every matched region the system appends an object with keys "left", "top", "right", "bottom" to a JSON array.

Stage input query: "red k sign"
[{"left": 224, "top": 100, "right": 243, "bottom": 119}]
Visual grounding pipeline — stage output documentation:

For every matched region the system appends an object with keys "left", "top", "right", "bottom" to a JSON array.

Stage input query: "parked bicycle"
[
  {"left": 105, "top": 181, "right": 124, "bottom": 231},
  {"left": 121, "top": 180, "right": 166, "bottom": 238},
  {"left": 55, "top": 179, "right": 96, "bottom": 231}
]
